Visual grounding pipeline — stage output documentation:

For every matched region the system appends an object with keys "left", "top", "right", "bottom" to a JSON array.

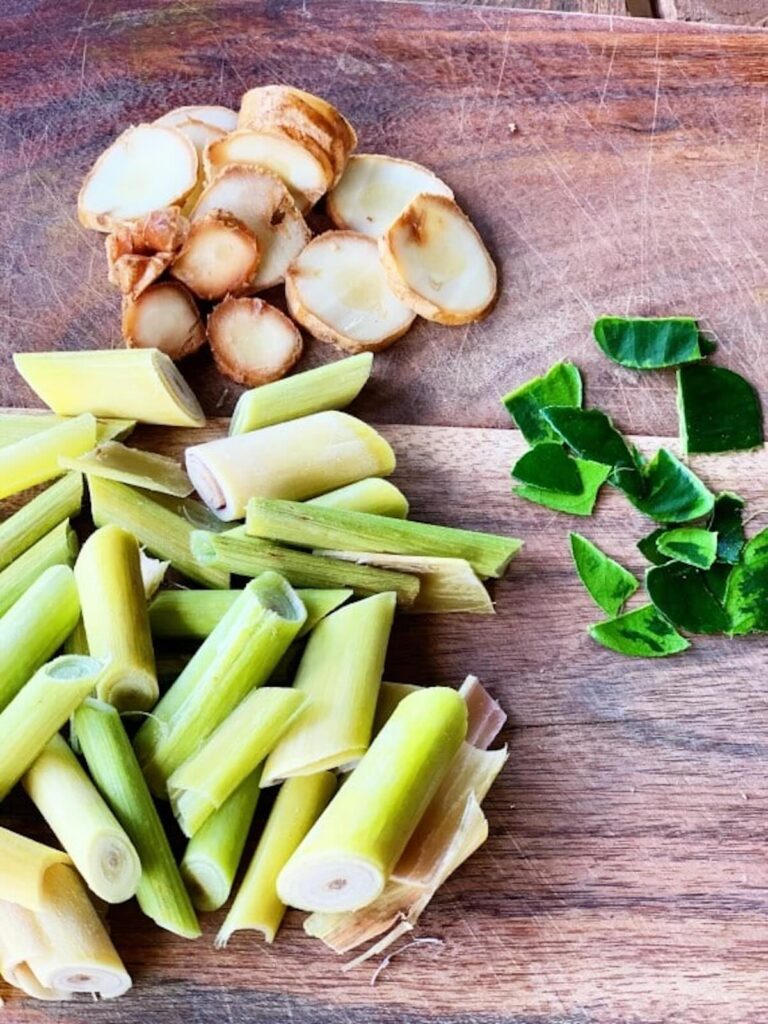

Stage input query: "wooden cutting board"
[{"left": 2, "top": 2, "right": 768, "bottom": 1022}]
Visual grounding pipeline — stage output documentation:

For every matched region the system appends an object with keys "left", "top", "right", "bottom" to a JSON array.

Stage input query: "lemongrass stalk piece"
[
  {"left": 247, "top": 498, "right": 522, "bottom": 579},
  {"left": 61, "top": 440, "right": 193, "bottom": 497},
  {"left": 0, "top": 413, "right": 96, "bottom": 500},
  {"left": 277, "top": 687, "right": 467, "bottom": 913},
  {"left": 372, "top": 682, "right": 421, "bottom": 735},
  {"left": 74, "top": 698, "right": 200, "bottom": 938},
  {"left": 13, "top": 349, "right": 205, "bottom": 427},
  {"left": 0, "top": 897, "right": 70, "bottom": 1000},
  {"left": 208, "top": 296, "right": 303, "bottom": 387},
  {"left": 0, "top": 414, "right": 135, "bottom": 448},
  {"left": 262, "top": 593, "right": 395, "bottom": 785},
  {"left": 459, "top": 675, "right": 507, "bottom": 749},
  {"left": 181, "top": 770, "right": 262, "bottom": 912},
  {"left": 229, "top": 352, "right": 373, "bottom": 434},
  {"left": 0, "top": 655, "right": 104, "bottom": 801},
  {"left": 23, "top": 734, "right": 141, "bottom": 903},
  {"left": 0, "top": 474, "right": 82, "bottom": 572},
  {"left": 0, "top": 827, "right": 70, "bottom": 910},
  {"left": 218, "top": 772, "right": 336, "bottom": 946},
  {"left": 0, "top": 520, "right": 79, "bottom": 618},
  {"left": 169, "top": 688, "right": 306, "bottom": 836},
  {"left": 0, "top": 564, "right": 80, "bottom": 712},
  {"left": 308, "top": 478, "right": 409, "bottom": 518},
  {"left": 186, "top": 411, "right": 395, "bottom": 521},
  {"left": 75, "top": 526, "right": 158, "bottom": 712},
  {"left": 88, "top": 476, "right": 229, "bottom": 588},
  {"left": 192, "top": 528, "right": 418, "bottom": 605},
  {"left": 140, "top": 550, "right": 170, "bottom": 600},
  {"left": 134, "top": 573, "right": 306, "bottom": 795}
]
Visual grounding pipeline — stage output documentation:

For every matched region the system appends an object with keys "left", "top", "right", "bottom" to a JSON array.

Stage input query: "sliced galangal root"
[
  {"left": 192, "top": 166, "right": 310, "bottom": 290},
  {"left": 78, "top": 125, "right": 198, "bottom": 231},
  {"left": 122, "top": 280, "right": 206, "bottom": 360},
  {"left": 204, "top": 129, "right": 333, "bottom": 212},
  {"left": 208, "top": 296, "right": 303, "bottom": 386},
  {"left": 327, "top": 155, "right": 453, "bottom": 238},
  {"left": 170, "top": 211, "right": 260, "bottom": 300},
  {"left": 285, "top": 231, "right": 416, "bottom": 353},
  {"left": 378, "top": 193, "right": 497, "bottom": 325},
  {"left": 105, "top": 207, "right": 188, "bottom": 297},
  {"left": 155, "top": 105, "right": 238, "bottom": 133},
  {"left": 108, "top": 252, "right": 173, "bottom": 299}
]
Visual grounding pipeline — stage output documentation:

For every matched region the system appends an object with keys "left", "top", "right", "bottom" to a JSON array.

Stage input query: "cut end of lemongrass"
[
  {"left": 61, "top": 440, "right": 193, "bottom": 497},
  {"left": 278, "top": 853, "right": 385, "bottom": 914},
  {"left": 171, "top": 211, "right": 260, "bottom": 300},
  {"left": 459, "top": 675, "right": 507, "bottom": 750},
  {"left": 78, "top": 124, "right": 198, "bottom": 231},
  {"left": 155, "top": 105, "right": 238, "bottom": 133},
  {"left": 327, "top": 155, "right": 453, "bottom": 237},
  {"left": 182, "top": 859, "right": 229, "bottom": 915},
  {"left": 379, "top": 193, "right": 497, "bottom": 325},
  {"left": 208, "top": 296, "right": 303, "bottom": 387},
  {"left": 122, "top": 281, "right": 206, "bottom": 361},
  {"left": 286, "top": 231, "right": 416, "bottom": 353},
  {"left": 140, "top": 550, "right": 170, "bottom": 600}
]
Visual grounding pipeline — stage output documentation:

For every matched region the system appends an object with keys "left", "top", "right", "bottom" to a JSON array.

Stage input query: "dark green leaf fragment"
[
  {"left": 630, "top": 449, "right": 714, "bottom": 523},
  {"left": 593, "top": 316, "right": 709, "bottom": 370},
  {"left": 569, "top": 532, "right": 638, "bottom": 616},
  {"left": 513, "top": 458, "right": 610, "bottom": 516},
  {"left": 656, "top": 527, "right": 717, "bottom": 569},
  {"left": 502, "top": 362, "right": 583, "bottom": 444},
  {"left": 646, "top": 562, "right": 731, "bottom": 634},
  {"left": 724, "top": 529, "right": 768, "bottom": 635},
  {"left": 511, "top": 443, "right": 582, "bottom": 495},
  {"left": 705, "top": 562, "right": 732, "bottom": 604},
  {"left": 589, "top": 604, "right": 689, "bottom": 657},
  {"left": 677, "top": 364, "right": 763, "bottom": 455},
  {"left": 708, "top": 492, "right": 745, "bottom": 564},
  {"left": 542, "top": 406, "right": 644, "bottom": 498},
  {"left": 637, "top": 528, "right": 670, "bottom": 566}
]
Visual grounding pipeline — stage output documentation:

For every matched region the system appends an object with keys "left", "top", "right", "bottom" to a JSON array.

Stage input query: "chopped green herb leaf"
[
  {"left": 637, "top": 528, "right": 670, "bottom": 566},
  {"left": 656, "top": 527, "right": 718, "bottom": 569},
  {"left": 502, "top": 362, "right": 583, "bottom": 444},
  {"left": 569, "top": 532, "right": 638, "bottom": 616},
  {"left": 593, "top": 316, "right": 710, "bottom": 370},
  {"left": 589, "top": 604, "right": 689, "bottom": 657},
  {"left": 511, "top": 443, "right": 582, "bottom": 494},
  {"left": 724, "top": 529, "right": 768, "bottom": 634},
  {"left": 708, "top": 492, "right": 745, "bottom": 564},
  {"left": 677, "top": 363, "right": 763, "bottom": 455},
  {"left": 646, "top": 562, "right": 731, "bottom": 634},
  {"left": 513, "top": 458, "right": 611, "bottom": 516},
  {"left": 541, "top": 406, "right": 644, "bottom": 498},
  {"left": 631, "top": 449, "right": 714, "bottom": 523},
  {"left": 705, "top": 562, "right": 732, "bottom": 604}
]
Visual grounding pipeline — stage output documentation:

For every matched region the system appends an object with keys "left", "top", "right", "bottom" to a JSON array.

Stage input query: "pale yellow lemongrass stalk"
[
  {"left": 0, "top": 413, "right": 96, "bottom": 499},
  {"left": 0, "top": 827, "right": 70, "bottom": 910}
]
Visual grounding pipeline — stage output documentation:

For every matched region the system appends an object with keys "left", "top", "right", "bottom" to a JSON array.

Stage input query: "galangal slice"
[
  {"left": 155, "top": 105, "right": 238, "bottom": 133},
  {"left": 171, "top": 211, "right": 260, "bottom": 301},
  {"left": 208, "top": 296, "right": 303, "bottom": 386},
  {"left": 122, "top": 280, "right": 206, "bottom": 361}
]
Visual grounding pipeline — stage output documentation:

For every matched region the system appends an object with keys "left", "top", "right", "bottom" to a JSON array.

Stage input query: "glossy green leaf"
[
  {"left": 593, "top": 316, "right": 710, "bottom": 369},
  {"left": 501, "top": 362, "right": 582, "bottom": 444},
  {"left": 677, "top": 364, "right": 763, "bottom": 455},
  {"left": 630, "top": 449, "right": 714, "bottom": 523},
  {"left": 646, "top": 562, "right": 730, "bottom": 635},
  {"left": 724, "top": 529, "right": 768, "bottom": 635},
  {"left": 569, "top": 532, "right": 638, "bottom": 616},
  {"left": 636, "top": 528, "right": 669, "bottom": 566},
  {"left": 589, "top": 604, "right": 689, "bottom": 658},
  {"left": 513, "top": 458, "right": 611, "bottom": 516},
  {"left": 705, "top": 562, "right": 732, "bottom": 604},
  {"left": 511, "top": 443, "right": 582, "bottom": 495},
  {"left": 541, "top": 406, "right": 644, "bottom": 498},
  {"left": 708, "top": 492, "right": 745, "bottom": 564},
  {"left": 656, "top": 528, "right": 717, "bottom": 569}
]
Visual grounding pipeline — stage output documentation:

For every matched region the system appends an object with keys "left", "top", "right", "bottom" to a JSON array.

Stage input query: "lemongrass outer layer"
[
  {"left": 0, "top": 896, "right": 71, "bottom": 1000},
  {"left": 0, "top": 413, "right": 135, "bottom": 449},
  {"left": 372, "top": 682, "right": 421, "bottom": 736},
  {"left": 0, "top": 519, "right": 79, "bottom": 617},
  {"left": 0, "top": 413, "right": 96, "bottom": 500},
  {"left": 308, "top": 477, "right": 409, "bottom": 518},
  {"left": 0, "top": 473, "right": 82, "bottom": 572},
  {"left": 60, "top": 441, "right": 193, "bottom": 496},
  {"left": 0, "top": 827, "right": 70, "bottom": 911}
]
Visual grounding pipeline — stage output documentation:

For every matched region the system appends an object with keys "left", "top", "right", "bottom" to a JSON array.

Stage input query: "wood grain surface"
[{"left": 656, "top": 0, "right": 768, "bottom": 25}]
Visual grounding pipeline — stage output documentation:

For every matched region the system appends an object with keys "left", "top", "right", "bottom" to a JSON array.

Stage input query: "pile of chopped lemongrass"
[{"left": 0, "top": 349, "right": 516, "bottom": 1003}]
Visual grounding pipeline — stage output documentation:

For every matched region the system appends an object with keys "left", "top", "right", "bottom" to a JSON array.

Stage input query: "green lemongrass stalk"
[
  {"left": 308, "top": 478, "right": 409, "bottom": 518},
  {"left": 0, "top": 413, "right": 96, "bottom": 500},
  {"left": 0, "top": 473, "right": 82, "bottom": 572},
  {"left": 22, "top": 735, "right": 141, "bottom": 904},
  {"left": 149, "top": 587, "right": 352, "bottom": 641},
  {"left": 0, "top": 827, "right": 70, "bottom": 911},
  {"left": 88, "top": 475, "right": 229, "bottom": 588},
  {"left": 0, "top": 520, "right": 79, "bottom": 617},
  {"left": 186, "top": 411, "right": 395, "bottom": 522},
  {"left": 0, "top": 565, "right": 81, "bottom": 712},
  {"left": 0, "top": 413, "right": 135, "bottom": 448},
  {"left": 319, "top": 551, "right": 493, "bottom": 614},
  {"left": 246, "top": 499, "right": 522, "bottom": 579},
  {"left": 134, "top": 573, "right": 307, "bottom": 796},
  {"left": 74, "top": 525, "right": 158, "bottom": 712},
  {"left": 0, "top": 655, "right": 105, "bottom": 801},
  {"left": 169, "top": 689, "right": 306, "bottom": 837},
  {"left": 13, "top": 349, "right": 205, "bottom": 428},
  {"left": 61, "top": 441, "right": 193, "bottom": 497},
  {"left": 218, "top": 772, "right": 336, "bottom": 946},
  {"left": 372, "top": 682, "right": 421, "bottom": 735},
  {"left": 74, "top": 698, "right": 200, "bottom": 939},
  {"left": 64, "top": 619, "right": 89, "bottom": 656},
  {"left": 230, "top": 353, "right": 373, "bottom": 435},
  {"left": 261, "top": 593, "right": 396, "bottom": 786},
  {"left": 191, "top": 528, "right": 419, "bottom": 607},
  {"left": 276, "top": 687, "right": 467, "bottom": 913},
  {"left": 180, "top": 770, "right": 262, "bottom": 912}
]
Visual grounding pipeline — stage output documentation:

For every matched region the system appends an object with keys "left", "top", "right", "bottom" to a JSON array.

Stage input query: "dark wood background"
[{"left": 2, "top": 2, "right": 768, "bottom": 1022}]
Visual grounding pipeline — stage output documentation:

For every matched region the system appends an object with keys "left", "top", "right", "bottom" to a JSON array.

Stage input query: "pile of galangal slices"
[{"left": 78, "top": 86, "right": 498, "bottom": 387}]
